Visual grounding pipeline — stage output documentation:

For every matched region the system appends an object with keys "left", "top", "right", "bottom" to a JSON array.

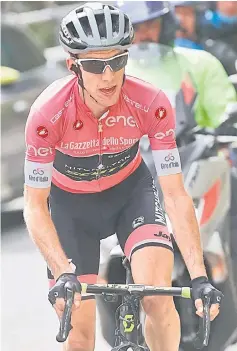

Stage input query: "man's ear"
[{"left": 66, "top": 58, "right": 78, "bottom": 75}]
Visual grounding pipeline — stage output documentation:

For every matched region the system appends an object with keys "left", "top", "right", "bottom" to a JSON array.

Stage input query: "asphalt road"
[
  {"left": 2, "top": 214, "right": 237, "bottom": 351},
  {"left": 1, "top": 216, "right": 110, "bottom": 351}
]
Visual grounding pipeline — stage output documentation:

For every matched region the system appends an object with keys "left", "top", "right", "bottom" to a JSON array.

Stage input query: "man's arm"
[
  {"left": 23, "top": 185, "right": 73, "bottom": 280},
  {"left": 159, "top": 173, "right": 207, "bottom": 279}
]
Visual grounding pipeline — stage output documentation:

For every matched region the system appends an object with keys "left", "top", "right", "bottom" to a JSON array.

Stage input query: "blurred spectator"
[
  {"left": 201, "top": 1, "right": 237, "bottom": 52},
  {"left": 205, "top": 1, "right": 237, "bottom": 27},
  {"left": 173, "top": 1, "right": 237, "bottom": 75},
  {"left": 174, "top": 1, "right": 206, "bottom": 50}
]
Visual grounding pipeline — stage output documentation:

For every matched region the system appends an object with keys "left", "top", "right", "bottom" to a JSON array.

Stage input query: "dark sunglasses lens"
[
  {"left": 81, "top": 60, "right": 105, "bottom": 74},
  {"left": 80, "top": 54, "right": 128, "bottom": 74},
  {"left": 110, "top": 54, "right": 128, "bottom": 72}
]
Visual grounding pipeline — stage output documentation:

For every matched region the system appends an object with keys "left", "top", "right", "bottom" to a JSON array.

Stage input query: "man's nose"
[{"left": 101, "top": 65, "right": 115, "bottom": 81}]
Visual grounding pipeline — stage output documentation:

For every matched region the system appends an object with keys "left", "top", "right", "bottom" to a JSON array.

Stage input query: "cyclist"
[{"left": 23, "top": 3, "right": 223, "bottom": 351}]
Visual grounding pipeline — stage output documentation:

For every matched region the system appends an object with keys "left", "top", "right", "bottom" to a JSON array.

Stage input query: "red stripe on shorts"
[{"left": 124, "top": 224, "right": 173, "bottom": 260}]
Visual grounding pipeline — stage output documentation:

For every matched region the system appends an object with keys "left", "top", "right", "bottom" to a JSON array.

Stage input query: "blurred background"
[{"left": 1, "top": 1, "right": 237, "bottom": 351}]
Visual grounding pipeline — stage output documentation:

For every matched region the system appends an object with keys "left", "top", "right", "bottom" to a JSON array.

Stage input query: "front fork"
[{"left": 112, "top": 258, "right": 148, "bottom": 351}]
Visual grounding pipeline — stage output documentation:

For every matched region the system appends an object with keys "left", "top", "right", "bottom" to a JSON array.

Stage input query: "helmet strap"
[{"left": 74, "top": 63, "right": 101, "bottom": 105}]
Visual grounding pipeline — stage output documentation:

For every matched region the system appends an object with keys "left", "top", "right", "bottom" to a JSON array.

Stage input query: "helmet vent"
[
  {"left": 75, "top": 8, "right": 84, "bottom": 14},
  {"left": 124, "top": 17, "right": 129, "bottom": 34},
  {"left": 67, "top": 22, "right": 79, "bottom": 39},
  {"left": 111, "top": 14, "right": 120, "bottom": 34},
  {"left": 80, "top": 16, "right": 93, "bottom": 37},
  {"left": 95, "top": 13, "right": 107, "bottom": 39}
]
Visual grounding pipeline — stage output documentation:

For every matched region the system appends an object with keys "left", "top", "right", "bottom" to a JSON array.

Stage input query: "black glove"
[
  {"left": 191, "top": 276, "right": 224, "bottom": 305},
  {"left": 48, "top": 273, "right": 82, "bottom": 306}
]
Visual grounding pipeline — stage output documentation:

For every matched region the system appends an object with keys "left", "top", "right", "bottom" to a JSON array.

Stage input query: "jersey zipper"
[{"left": 97, "top": 119, "right": 104, "bottom": 179}]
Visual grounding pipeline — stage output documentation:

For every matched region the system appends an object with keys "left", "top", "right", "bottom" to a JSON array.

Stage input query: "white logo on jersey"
[
  {"left": 27, "top": 144, "right": 53, "bottom": 157},
  {"left": 50, "top": 95, "right": 73, "bottom": 124},
  {"left": 154, "top": 129, "right": 175, "bottom": 140},
  {"left": 123, "top": 93, "right": 149, "bottom": 113},
  {"left": 105, "top": 115, "right": 137, "bottom": 128}
]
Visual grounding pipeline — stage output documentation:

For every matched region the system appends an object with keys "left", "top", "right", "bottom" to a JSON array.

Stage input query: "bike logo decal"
[
  {"left": 36, "top": 126, "right": 49, "bottom": 138},
  {"left": 33, "top": 168, "right": 44, "bottom": 176},
  {"left": 123, "top": 314, "right": 135, "bottom": 333},
  {"left": 164, "top": 153, "right": 175, "bottom": 162},
  {"left": 155, "top": 107, "right": 167, "bottom": 119}
]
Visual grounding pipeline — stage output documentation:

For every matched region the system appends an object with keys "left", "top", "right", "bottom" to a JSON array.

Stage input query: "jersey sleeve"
[
  {"left": 24, "top": 107, "right": 60, "bottom": 188},
  {"left": 147, "top": 90, "right": 182, "bottom": 176}
]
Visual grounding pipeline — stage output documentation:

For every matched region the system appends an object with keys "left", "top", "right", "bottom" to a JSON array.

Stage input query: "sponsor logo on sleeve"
[
  {"left": 25, "top": 160, "right": 53, "bottom": 188},
  {"left": 161, "top": 152, "right": 179, "bottom": 169},
  {"left": 36, "top": 126, "right": 49, "bottom": 138},
  {"left": 155, "top": 107, "right": 167, "bottom": 119},
  {"left": 154, "top": 129, "right": 175, "bottom": 140},
  {"left": 29, "top": 171, "right": 48, "bottom": 183},
  {"left": 26, "top": 144, "right": 53, "bottom": 157},
  {"left": 50, "top": 95, "right": 73, "bottom": 124}
]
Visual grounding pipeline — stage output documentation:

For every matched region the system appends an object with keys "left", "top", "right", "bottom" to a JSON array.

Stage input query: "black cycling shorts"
[{"left": 48, "top": 161, "right": 173, "bottom": 298}]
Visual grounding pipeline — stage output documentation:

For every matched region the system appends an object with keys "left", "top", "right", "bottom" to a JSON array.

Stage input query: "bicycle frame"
[{"left": 112, "top": 257, "right": 146, "bottom": 350}]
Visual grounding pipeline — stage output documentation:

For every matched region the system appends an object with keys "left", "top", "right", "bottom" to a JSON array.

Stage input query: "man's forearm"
[
  {"left": 164, "top": 193, "right": 207, "bottom": 279},
  {"left": 24, "top": 204, "right": 72, "bottom": 280}
]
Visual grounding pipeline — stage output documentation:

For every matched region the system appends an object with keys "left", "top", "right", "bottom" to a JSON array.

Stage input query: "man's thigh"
[
  {"left": 65, "top": 299, "right": 96, "bottom": 350},
  {"left": 131, "top": 246, "right": 174, "bottom": 286},
  {"left": 131, "top": 246, "right": 175, "bottom": 317},
  {"left": 48, "top": 185, "right": 100, "bottom": 292},
  {"left": 116, "top": 176, "right": 173, "bottom": 261}
]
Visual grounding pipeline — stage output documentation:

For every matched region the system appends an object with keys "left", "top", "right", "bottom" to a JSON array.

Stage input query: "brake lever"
[
  {"left": 56, "top": 285, "right": 74, "bottom": 342},
  {"left": 193, "top": 290, "right": 211, "bottom": 349}
]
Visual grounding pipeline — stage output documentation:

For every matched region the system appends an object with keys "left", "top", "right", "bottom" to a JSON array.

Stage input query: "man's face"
[
  {"left": 175, "top": 6, "right": 196, "bottom": 37},
  {"left": 133, "top": 18, "right": 161, "bottom": 43},
  {"left": 217, "top": 1, "right": 237, "bottom": 17},
  {"left": 78, "top": 49, "right": 125, "bottom": 108}
]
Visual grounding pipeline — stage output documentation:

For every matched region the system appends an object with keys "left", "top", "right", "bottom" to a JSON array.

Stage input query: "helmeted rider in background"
[
  {"left": 117, "top": 0, "right": 237, "bottom": 287},
  {"left": 201, "top": 1, "right": 237, "bottom": 52},
  {"left": 173, "top": 1, "right": 237, "bottom": 75}
]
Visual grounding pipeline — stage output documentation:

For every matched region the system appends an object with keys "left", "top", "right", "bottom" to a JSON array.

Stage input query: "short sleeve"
[
  {"left": 147, "top": 90, "right": 182, "bottom": 176},
  {"left": 24, "top": 107, "right": 60, "bottom": 188}
]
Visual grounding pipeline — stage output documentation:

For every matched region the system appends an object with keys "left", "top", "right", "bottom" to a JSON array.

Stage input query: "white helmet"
[{"left": 59, "top": 2, "right": 134, "bottom": 54}]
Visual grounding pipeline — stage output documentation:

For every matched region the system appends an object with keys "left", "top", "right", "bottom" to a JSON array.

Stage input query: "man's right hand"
[{"left": 48, "top": 273, "right": 82, "bottom": 318}]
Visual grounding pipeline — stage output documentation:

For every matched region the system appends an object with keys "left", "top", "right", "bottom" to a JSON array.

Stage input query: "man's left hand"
[{"left": 191, "top": 276, "right": 224, "bottom": 321}]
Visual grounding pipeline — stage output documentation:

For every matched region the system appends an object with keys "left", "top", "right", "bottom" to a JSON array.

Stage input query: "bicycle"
[{"left": 55, "top": 257, "right": 212, "bottom": 350}]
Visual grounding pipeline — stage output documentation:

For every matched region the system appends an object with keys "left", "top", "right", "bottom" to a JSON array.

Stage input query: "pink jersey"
[{"left": 25, "top": 75, "right": 181, "bottom": 193}]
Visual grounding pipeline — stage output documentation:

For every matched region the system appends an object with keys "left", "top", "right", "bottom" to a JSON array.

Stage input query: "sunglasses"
[{"left": 75, "top": 51, "right": 129, "bottom": 74}]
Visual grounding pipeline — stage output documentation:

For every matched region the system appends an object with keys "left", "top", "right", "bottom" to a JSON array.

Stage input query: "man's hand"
[
  {"left": 48, "top": 273, "right": 82, "bottom": 318},
  {"left": 191, "top": 276, "right": 224, "bottom": 321}
]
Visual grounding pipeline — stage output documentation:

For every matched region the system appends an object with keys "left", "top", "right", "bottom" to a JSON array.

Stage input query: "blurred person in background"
[
  {"left": 118, "top": 0, "right": 237, "bottom": 285},
  {"left": 174, "top": 1, "right": 207, "bottom": 50},
  {"left": 173, "top": 1, "right": 237, "bottom": 75},
  {"left": 202, "top": 1, "right": 237, "bottom": 51}
]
